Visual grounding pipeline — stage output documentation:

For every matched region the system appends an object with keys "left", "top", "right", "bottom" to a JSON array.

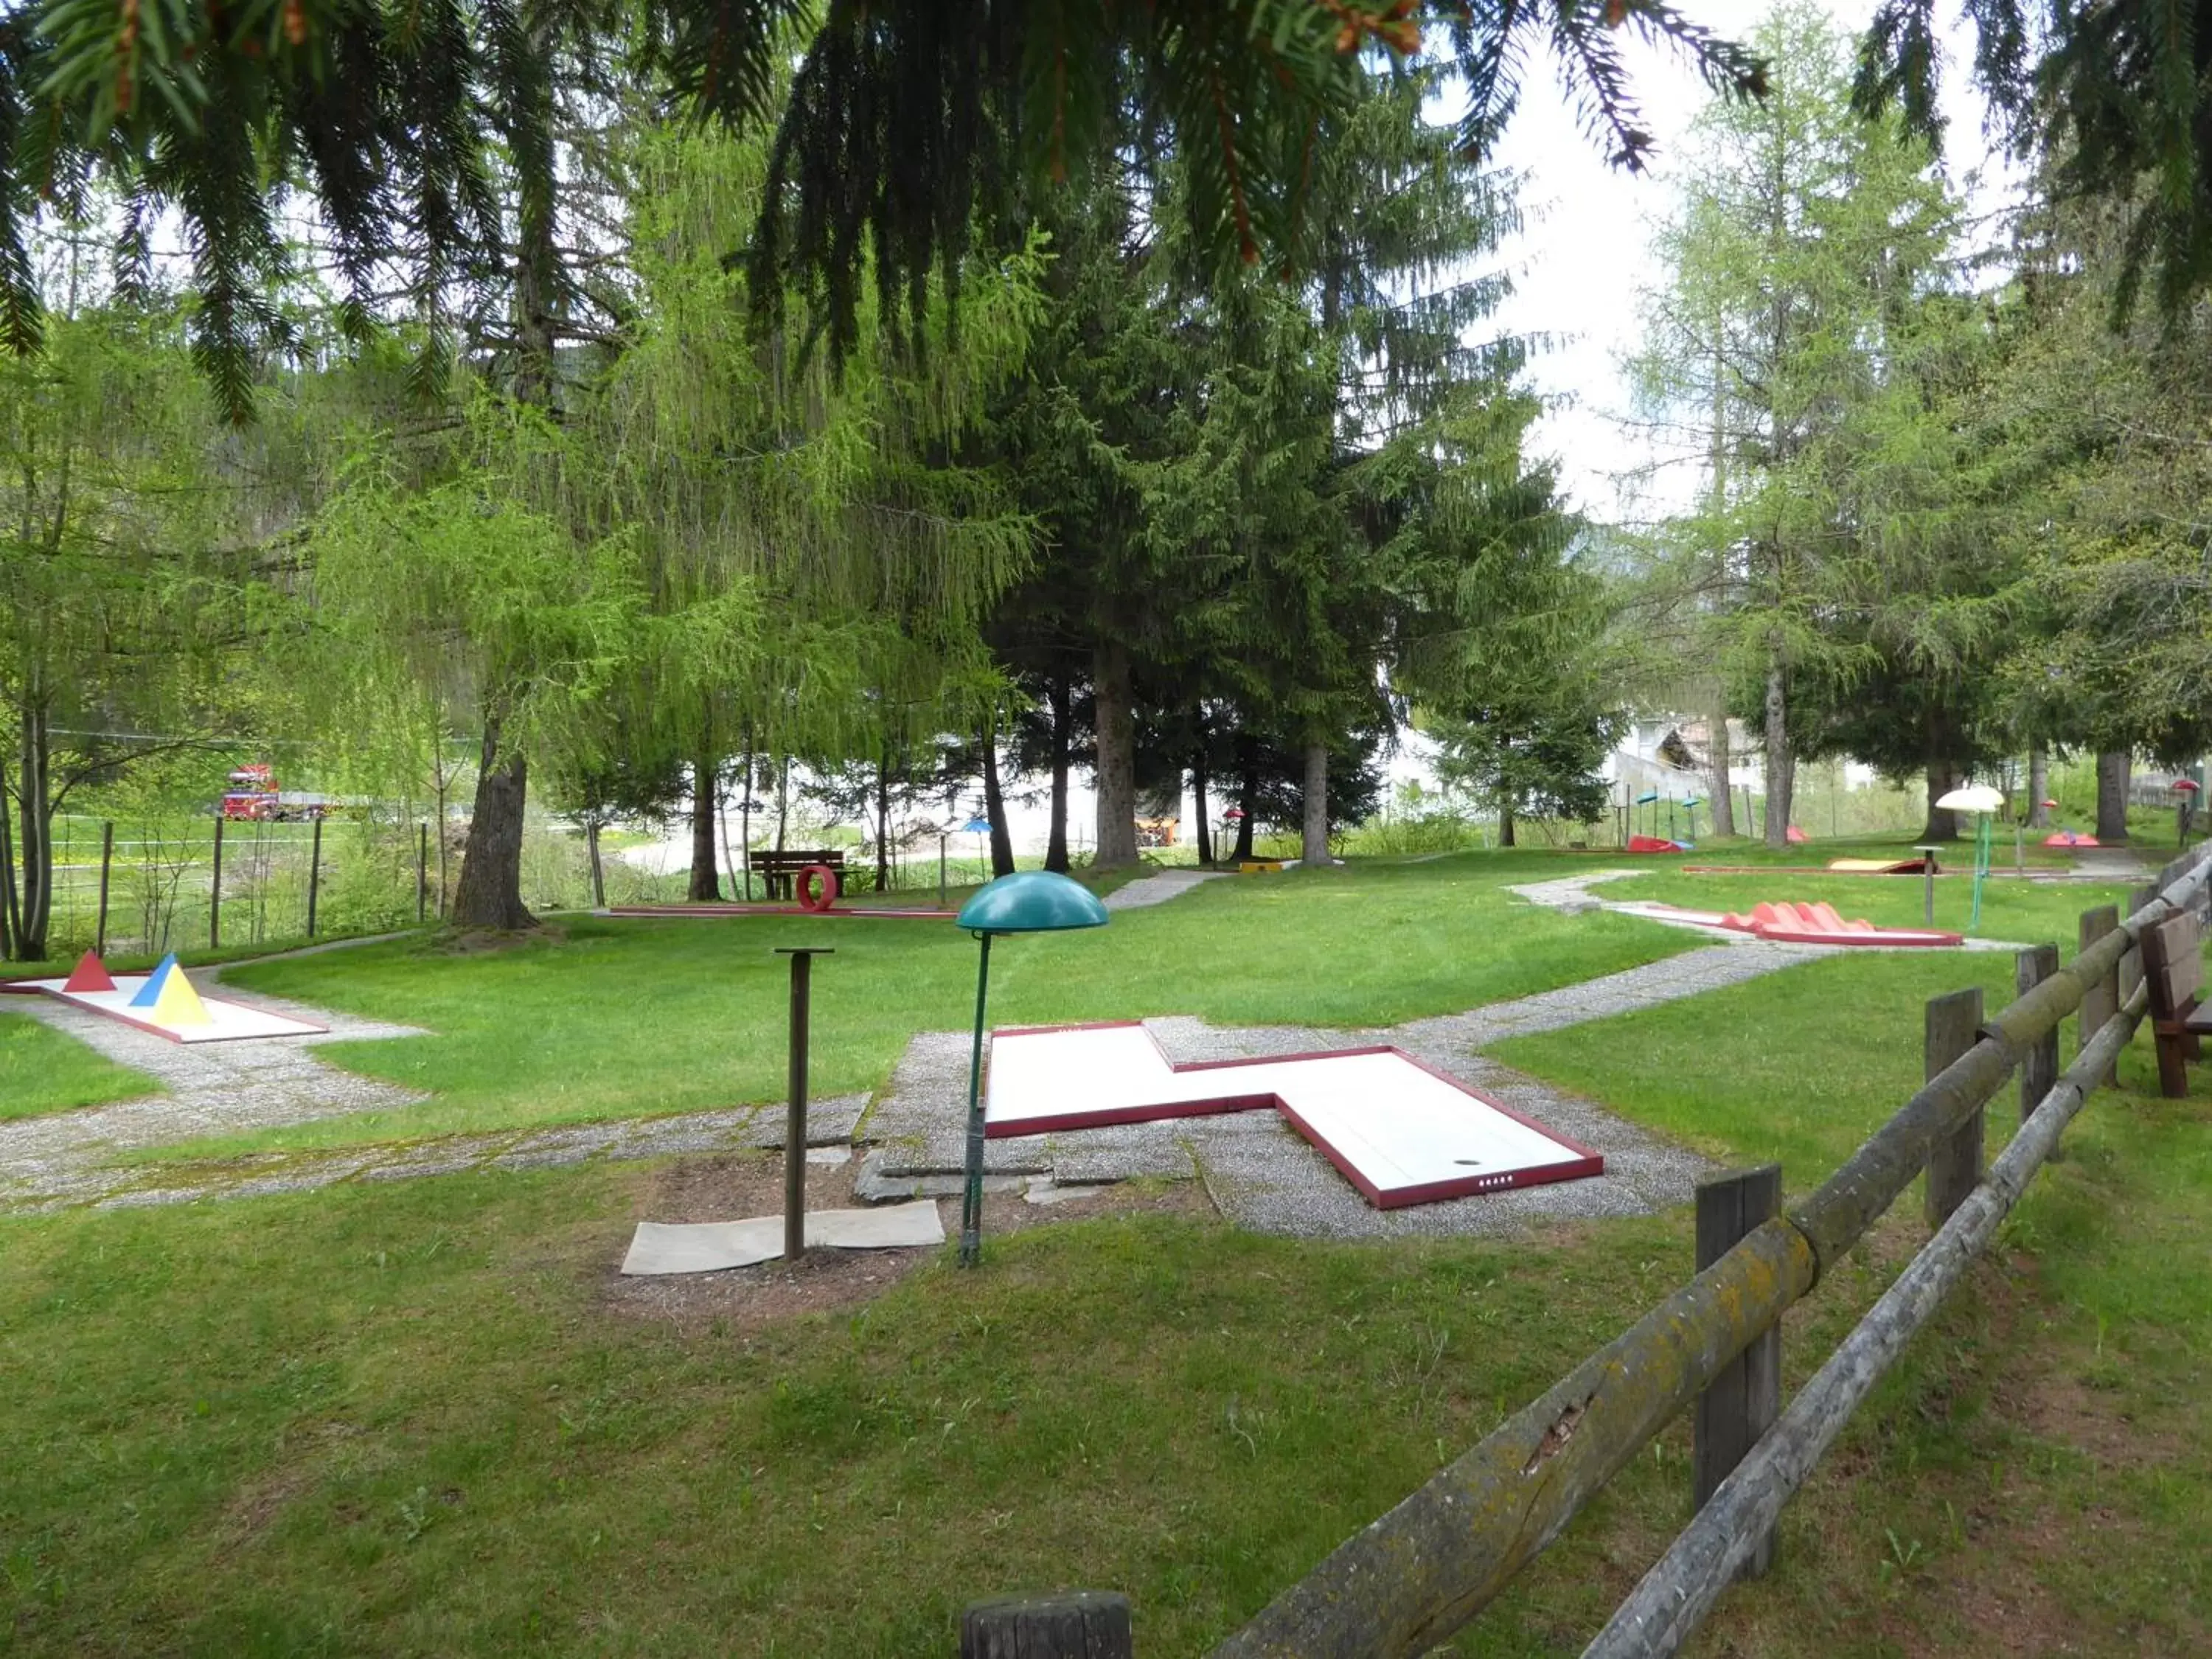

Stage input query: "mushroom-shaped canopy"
[
  {"left": 955, "top": 872, "right": 1110, "bottom": 936},
  {"left": 1935, "top": 784, "right": 2006, "bottom": 814}
]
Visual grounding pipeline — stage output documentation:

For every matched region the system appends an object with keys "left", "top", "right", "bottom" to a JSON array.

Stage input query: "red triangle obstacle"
[{"left": 63, "top": 950, "right": 115, "bottom": 992}]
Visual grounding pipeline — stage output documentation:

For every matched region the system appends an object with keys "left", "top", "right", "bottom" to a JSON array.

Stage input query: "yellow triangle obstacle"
[{"left": 148, "top": 962, "right": 212, "bottom": 1028}]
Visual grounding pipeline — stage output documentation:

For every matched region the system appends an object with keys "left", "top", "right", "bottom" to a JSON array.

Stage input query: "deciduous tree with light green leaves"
[{"left": 1629, "top": 3, "right": 1968, "bottom": 846}]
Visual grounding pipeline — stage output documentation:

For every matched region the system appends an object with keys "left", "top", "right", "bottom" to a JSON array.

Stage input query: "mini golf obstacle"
[
  {"left": 602, "top": 901, "right": 958, "bottom": 919},
  {"left": 982, "top": 1021, "right": 1603, "bottom": 1208},
  {"left": 7, "top": 950, "right": 328, "bottom": 1043},
  {"left": 1628, "top": 900, "right": 1963, "bottom": 947}
]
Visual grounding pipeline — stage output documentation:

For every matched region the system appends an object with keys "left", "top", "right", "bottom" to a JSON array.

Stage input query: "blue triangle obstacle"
[{"left": 129, "top": 953, "right": 181, "bottom": 1008}]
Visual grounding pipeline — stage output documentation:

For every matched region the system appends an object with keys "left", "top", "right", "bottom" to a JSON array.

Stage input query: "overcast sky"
[{"left": 1483, "top": 0, "right": 2020, "bottom": 526}]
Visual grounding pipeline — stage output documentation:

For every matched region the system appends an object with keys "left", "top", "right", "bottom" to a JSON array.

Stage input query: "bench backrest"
[
  {"left": 752, "top": 849, "right": 845, "bottom": 868},
  {"left": 2142, "top": 912, "right": 2203, "bottom": 1018}
]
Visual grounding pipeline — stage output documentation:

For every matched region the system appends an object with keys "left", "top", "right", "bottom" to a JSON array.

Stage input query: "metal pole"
[
  {"left": 95, "top": 821, "right": 113, "bottom": 956},
  {"left": 939, "top": 835, "right": 947, "bottom": 910},
  {"left": 777, "top": 947, "right": 833, "bottom": 1261},
  {"left": 959, "top": 933, "right": 994, "bottom": 1267},
  {"left": 417, "top": 823, "right": 428, "bottom": 922},
  {"left": 210, "top": 815, "right": 224, "bottom": 949},
  {"left": 306, "top": 815, "right": 323, "bottom": 939}
]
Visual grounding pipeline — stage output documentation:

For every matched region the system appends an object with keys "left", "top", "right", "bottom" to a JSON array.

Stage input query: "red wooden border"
[
  {"left": 981, "top": 1020, "right": 1605, "bottom": 1205},
  {"left": 23, "top": 981, "right": 326, "bottom": 1045}
]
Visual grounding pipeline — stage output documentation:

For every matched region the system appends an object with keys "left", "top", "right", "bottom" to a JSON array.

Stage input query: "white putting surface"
[
  {"left": 621, "top": 1203, "right": 945, "bottom": 1274},
  {"left": 20, "top": 978, "right": 328, "bottom": 1043},
  {"left": 985, "top": 1023, "right": 1600, "bottom": 1208}
]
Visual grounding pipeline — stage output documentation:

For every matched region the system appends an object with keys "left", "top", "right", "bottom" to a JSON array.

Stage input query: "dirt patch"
[
  {"left": 2004, "top": 1359, "right": 2184, "bottom": 1473},
  {"left": 431, "top": 924, "right": 571, "bottom": 956},
  {"left": 599, "top": 1150, "right": 1214, "bottom": 1332}
]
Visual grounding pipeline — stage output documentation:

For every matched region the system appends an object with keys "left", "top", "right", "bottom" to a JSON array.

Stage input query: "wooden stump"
[{"left": 962, "top": 1592, "right": 1133, "bottom": 1659}]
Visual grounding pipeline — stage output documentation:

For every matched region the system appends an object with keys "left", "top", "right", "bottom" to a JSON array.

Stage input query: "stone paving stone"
[{"left": 1101, "top": 869, "right": 1229, "bottom": 911}]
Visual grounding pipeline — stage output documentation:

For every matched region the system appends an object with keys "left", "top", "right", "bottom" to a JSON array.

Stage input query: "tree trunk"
[
  {"left": 2096, "top": 751, "right": 2132, "bottom": 843},
  {"left": 1093, "top": 639, "right": 1139, "bottom": 868},
  {"left": 1193, "top": 745, "right": 1213, "bottom": 866},
  {"left": 1046, "top": 677, "right": 1071, "bottom": 874},
  {"left": 874, "top": 753, "right": 891, "bottom": 891},
  {"left": 0, "top": 789, "right": 14, "bottom": 961},
  {"left": 981, "top": 719, "right": 1015, "bottom": 877},
  {"left": 451, "top": 714, "right": 536, "bottom": 930},
  {"left": 1233, "top": 734, "right": 1259, "bottom": 862},
  {"left": 738, "top": 738, "right": 755, "bottom": 900},
  {"left": 1761, "top": 651, "right": 1791, "bottom": 850},
  {"left": 2027, "top": 743, "right": 2050, "bottom": 828},
  {"left": 688, "top": 750, "right": 722, "bottom": 900},
  {"left": 775, "top": 755, "right": 790, "bottom": 853},
  {"left": 1301, "top": 740, "right": 1330, "bottom": 865},
  {"left": 1921, "top": 759, "right": 1961, "bottom": 842},
  {"left": 1500, "top": 803, "right": 1517, "bottom": 847},
  {"left": 1707, "top": 708, "right": 1736, "bottom": 838},
  {"left": 11, "top": 698, "right": 52, "bottom": 960},
  {"left": 1300, "top": 740, "right": 1330, "bottom": 865}
]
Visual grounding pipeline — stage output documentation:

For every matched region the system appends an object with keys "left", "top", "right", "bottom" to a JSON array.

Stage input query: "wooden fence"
[{"left": 964, "top": 842, "right": 2212, "bottom": 1659}]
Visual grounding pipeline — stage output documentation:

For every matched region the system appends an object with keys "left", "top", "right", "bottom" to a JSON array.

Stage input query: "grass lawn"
[
  {"left": 3, "top": 939, "right": 2207, "bottom": 1654},
  {"left": 181, "top": 853, "right": 1695, "bottom": 1155},
  {"left": 0, "top": 1006, "right": 157, "bottom": 1120}
]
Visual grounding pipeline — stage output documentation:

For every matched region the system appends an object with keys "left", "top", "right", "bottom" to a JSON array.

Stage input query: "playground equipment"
[
  {"left": 1935, "top": 783, "right": 2004, "bottom": 928},
  {"left": 983, "top": 1022, "right": 1603, "bottom": 1208},
  {"left": 8, "top": 950, "right": 327, "bottom": 1042},
  {"left": 954, "top": 872, "right": 1110, "bottom": 1266}
]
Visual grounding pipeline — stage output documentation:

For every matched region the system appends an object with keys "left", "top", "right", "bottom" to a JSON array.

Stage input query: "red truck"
[{"left": 220, "top": 765, "right": 330, "bottom": 822}]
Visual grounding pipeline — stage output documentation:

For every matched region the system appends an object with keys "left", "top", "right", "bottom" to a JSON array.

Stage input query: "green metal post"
[
  {"left": 1972, "top": 816, "right": 1990, "bottom": 931},
  {"left": 959, "top": 933, "right": 994, "bottom": 1267},
  {"left": 778, "top": 947, "right": 833, "bottom": 1261}
]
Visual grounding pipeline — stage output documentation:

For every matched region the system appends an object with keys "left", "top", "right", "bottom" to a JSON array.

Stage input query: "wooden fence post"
[
  {"left": 95, "top": 821, "right": 114, "bottom": 956},
  {"left": 2017, "top": 944, "right": 2059, "bottom": 1129},
  {"left": 306, "top": 816, "right": 324, "bottom": 940},
  {"left": 1693, "top": 1165, "right": 1783, "bottom": 1580},
  {"left": 961, "top": 1592, "right": 1133, "bottom": 1659},
  {"left": 2120, "top": 882, "right": 2158, "bottom": 1009},
  {"left": 209, "top": 815, "right": 225, "bottom": 950},
  {"left": 2079, "top": 903, "right": 2120, "bottom": 1082},
  {"left": 1924, "top": 987, "right": 1985, "bottom": 1228}
]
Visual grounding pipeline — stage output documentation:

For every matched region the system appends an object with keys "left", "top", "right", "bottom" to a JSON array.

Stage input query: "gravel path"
[
  {"left": 6, "top": 888, "right": 1824, "bottom": 1227},
  {"left": 855, "top": 931, "right": 1834, "bottom": 1240},
  {"left": 1102, "top": 868, "right": 1230, "bottom": 910}
]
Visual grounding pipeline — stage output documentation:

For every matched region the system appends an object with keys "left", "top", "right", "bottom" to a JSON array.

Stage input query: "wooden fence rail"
[
  {"left": 1198, "top": 842, "right": 2212, "bottom": 1659},
  {"left": 1582, "top": 975, "right": 2154, "bottom": 1657},
  {"left": 967, "top": 842, "right": 2205, "bottom": 1659}
]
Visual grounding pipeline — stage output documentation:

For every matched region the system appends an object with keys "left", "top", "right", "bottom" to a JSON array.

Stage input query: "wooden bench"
[
  {"left": 751, "top": 849, "right": 846, "bottom": 901},
  {"left": 2138, "top": 911, "right": 2212, "bottom": 1096}
]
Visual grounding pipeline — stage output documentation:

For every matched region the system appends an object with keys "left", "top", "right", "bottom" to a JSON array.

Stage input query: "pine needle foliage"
[{"left": 4, "top": 0, "right": 1769, "bottom": 417}]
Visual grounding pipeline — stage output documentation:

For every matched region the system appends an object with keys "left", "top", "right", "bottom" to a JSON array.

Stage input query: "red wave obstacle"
[
  {"left": 1719, "top": 900, "right": 1961, "bottom": 947},
  {"left": 1627, "top": 835, "right": 1689, "bottom": 853}
]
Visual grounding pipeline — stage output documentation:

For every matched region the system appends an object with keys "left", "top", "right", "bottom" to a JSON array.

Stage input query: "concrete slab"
[{"left": 620, "top": 1201, "right": 945, "bottom": 1274}]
